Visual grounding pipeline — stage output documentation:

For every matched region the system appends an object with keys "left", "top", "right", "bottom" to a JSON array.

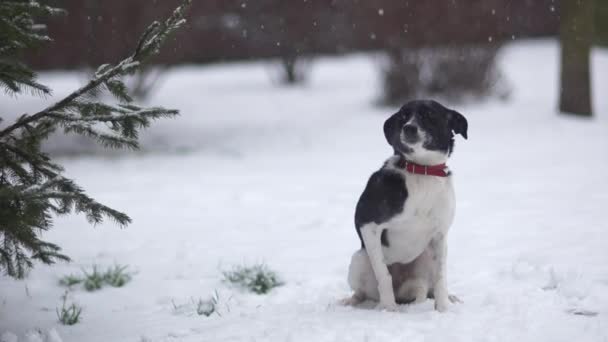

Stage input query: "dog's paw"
[
  {"left": 448, "top": 294, "right": 462, "bottom": 304},
  {"left": 339, "top": 294, "right": 364, "bottom": 306},
  {"left": 376, "top": 301, "right": 399, "bottom": 312},
  {"left": 434, "top": 297, "right": 449, "bottom": 312}
]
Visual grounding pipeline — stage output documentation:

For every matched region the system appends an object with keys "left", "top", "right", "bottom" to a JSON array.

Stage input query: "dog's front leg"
[
  {"left": 431, "top": 233, "right": 450, "bottom": 312},
  {"left": 360, "top": 225, "right": 397, "bottom": 311}
]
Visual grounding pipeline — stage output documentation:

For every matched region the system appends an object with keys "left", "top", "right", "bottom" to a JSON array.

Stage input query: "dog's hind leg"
[
  {"left": 396, "top": 279, "right": 428, "bottom": 304},
  {"left": 390, "top": 247, "right": 434, "bottom": 305},
  {"left": 344, "top": 249, "right": 379, "bottom": 305}
]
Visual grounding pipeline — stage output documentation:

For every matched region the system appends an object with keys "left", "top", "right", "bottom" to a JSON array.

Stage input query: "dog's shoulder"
[{"left": 354, "top": 156, "right": 408, "bottom": 230}]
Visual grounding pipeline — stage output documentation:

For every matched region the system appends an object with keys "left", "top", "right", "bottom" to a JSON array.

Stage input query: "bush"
[
  {"left": 379, "top": 44, "right": 508, "bottom": 105},
  {"left": 276, "top": 54, "right": 313, "bottom": 85}
]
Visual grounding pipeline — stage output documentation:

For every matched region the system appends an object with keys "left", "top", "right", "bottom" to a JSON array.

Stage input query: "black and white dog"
[{"left": 344, "top": 100, "right": 467, "bottom": 312}]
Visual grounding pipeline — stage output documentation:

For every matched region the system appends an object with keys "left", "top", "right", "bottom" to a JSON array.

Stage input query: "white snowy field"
[{"left": 1, "top": 40, "right": 608, "bottom": 342}]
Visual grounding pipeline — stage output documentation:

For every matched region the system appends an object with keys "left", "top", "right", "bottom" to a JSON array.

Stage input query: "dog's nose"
[{"left": 403, "top": 124, "right": 418, "bottom": 137}]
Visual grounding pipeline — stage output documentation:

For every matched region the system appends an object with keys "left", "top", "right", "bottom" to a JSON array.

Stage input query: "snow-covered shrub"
[
  {"left": 196, "top": 290, "right": 222, "bottom": 317},
  {"left": 379, "top": 44, "right": 508, "bottom": 105},
  {"left": 170, "top": 291, "right": 229, "bottom": 317}
]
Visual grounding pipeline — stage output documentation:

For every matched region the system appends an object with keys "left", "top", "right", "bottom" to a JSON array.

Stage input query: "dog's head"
[{"left": 383, "top": 100, "right": 468, "bottom": 165}]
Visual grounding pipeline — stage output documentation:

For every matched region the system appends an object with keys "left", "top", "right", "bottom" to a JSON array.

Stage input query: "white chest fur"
[{"left": 381, "top": 166, "right": 456, "bottom": 264}]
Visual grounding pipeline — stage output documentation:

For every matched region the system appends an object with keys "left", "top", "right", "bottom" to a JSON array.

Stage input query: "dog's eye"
[
  {"left": 426, "top": 111, "right": 446, "bottom": 124},
  {"left": 401, "top": 112, "right": 413, "bottom": 121},
  {"left": 426, "top": 111, "right": 439, "bottom": 119}
]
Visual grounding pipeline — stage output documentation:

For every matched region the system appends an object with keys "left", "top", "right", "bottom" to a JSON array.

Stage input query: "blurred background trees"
[
  {"left": 30, "top": 0, "right": 559, "bottom": 95},
  {"left": 19, "top": 0, "right": 605, "bottom": 109}
]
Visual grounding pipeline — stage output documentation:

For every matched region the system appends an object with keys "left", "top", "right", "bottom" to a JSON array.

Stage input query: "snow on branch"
[{"left": 0, "top": 0, "right": 191, "bottom": 139}]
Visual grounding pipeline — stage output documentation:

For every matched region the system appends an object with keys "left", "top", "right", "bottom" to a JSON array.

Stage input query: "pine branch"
[
  {"left": 0, "top": 0, "right": 190, "bottom": 137},
  {"left": 0, "top": 61, "right": 51, "bottom": 96},
  {"left": 0, "top": 1, "right": 66, "bottom": 17},
  {"left": 0, "top": 0, "right": 192, "bottom": 278}
]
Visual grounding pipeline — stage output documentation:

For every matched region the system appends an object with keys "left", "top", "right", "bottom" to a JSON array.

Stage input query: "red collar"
[{"left": 396, "top": 158, "right": 449, "bottom": 177}]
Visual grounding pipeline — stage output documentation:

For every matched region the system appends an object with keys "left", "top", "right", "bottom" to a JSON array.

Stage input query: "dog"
[{"left": 343, "top": 100, "right": 467, "bottom": 312}]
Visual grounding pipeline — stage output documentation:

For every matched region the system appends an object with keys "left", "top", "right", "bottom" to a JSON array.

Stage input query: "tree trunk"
[
  {"left": 281, "top": 55, "right": 298, "bottom": 84},
  {"left": 559, "top": 0, "right": 595, "bottom": 116}
]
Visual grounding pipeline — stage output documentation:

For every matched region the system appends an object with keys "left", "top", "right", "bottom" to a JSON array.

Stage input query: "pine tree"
[{"left": 0, "top": 0, "right": 191, "bottom": 278}]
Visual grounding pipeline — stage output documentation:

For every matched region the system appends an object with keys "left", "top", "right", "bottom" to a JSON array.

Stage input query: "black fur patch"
[{"left": 354, "top": 169, "right": 408, "bottom": 248}]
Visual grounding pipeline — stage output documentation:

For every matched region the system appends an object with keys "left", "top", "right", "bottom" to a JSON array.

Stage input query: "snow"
[
  {"left": 0, "top": 332, "right": 18, "bottom": 342},
  {"left": 1, "top": 40, "right": 608, "bottom": 341}
]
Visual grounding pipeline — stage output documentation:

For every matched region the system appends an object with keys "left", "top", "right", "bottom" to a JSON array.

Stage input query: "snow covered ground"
[{"left": 1, "top": 40, "right": 608, "bottom": 342}]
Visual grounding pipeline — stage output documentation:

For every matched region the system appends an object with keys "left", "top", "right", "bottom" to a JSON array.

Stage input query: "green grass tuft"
[
  {"left": 60, "top": 264, "right": 134, "bottom": 292},
  {"left": 103, "top": 264, "right": 132, "bottom": 287},
  {"left": 82, "top": 266, "right": 105, "bottom": 291},
  {"left": 58, "top": 274, "right": 83, "bottom": 287},
  {"left": 56, "top": 291, "right": 83, "bottom": 325},
  {"left": 222, "top": 263, "right": 283, "bottom": 294}
]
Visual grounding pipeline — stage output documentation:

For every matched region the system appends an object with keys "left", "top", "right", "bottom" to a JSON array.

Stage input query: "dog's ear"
[
  {"left": 448, "top": 110, "right": 468, "bottom": 140},
  {"left": 383, "top": 113, "right": 401, "bottom": 147}
]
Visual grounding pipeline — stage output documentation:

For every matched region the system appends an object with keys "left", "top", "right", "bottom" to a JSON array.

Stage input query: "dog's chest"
[{"left": 382, "top": 172, "right": 455, "bottom": 264}]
